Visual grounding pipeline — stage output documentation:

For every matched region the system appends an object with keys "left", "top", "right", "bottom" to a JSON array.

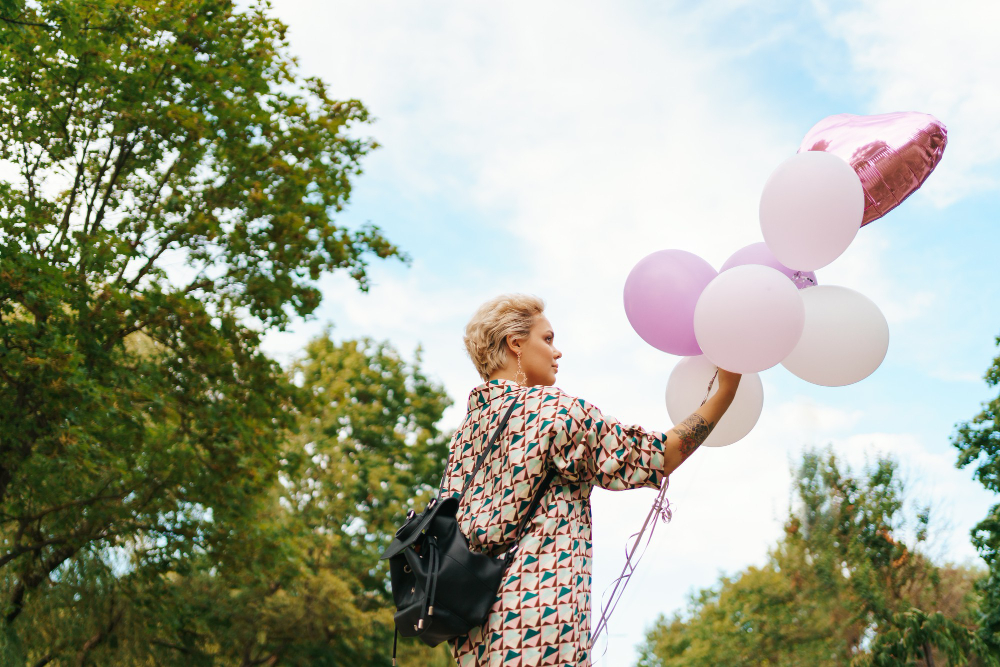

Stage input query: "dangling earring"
[{"left": 514, "top": 351, "right": 528, "bottom": 385}]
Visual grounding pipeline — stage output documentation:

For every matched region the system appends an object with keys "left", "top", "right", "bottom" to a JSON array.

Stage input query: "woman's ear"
[{"left": 506, "top": 335, "right": 521, "bottom": 355}]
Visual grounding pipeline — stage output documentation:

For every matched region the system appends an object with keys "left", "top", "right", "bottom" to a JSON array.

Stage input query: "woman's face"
[{"left": 513, "top": 315, "right": 562, "bottom": 386}]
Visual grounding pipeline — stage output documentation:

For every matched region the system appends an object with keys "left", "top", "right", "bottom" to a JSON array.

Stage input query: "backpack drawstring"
[{"left": 422, "top": 536, "right": 441, "bottom": 626}]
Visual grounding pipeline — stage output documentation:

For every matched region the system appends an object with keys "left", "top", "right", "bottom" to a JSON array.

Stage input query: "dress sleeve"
[
  {"left": 543, "top": 393, "right": 669, "bottom": 491},
  {"left": 439, "top": 429, "right": 463, "bottom": 497}
]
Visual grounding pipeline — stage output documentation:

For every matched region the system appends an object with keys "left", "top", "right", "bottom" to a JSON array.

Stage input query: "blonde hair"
[{"left": 464, "top": 294, "right": 545, "bottom": 380}]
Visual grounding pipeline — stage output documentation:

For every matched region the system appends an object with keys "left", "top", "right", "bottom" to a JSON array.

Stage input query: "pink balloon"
[
  {"left": 624, "top": 250, "right": 717, "bottom": 356},
  {"left": 759, "top": 151, "right": 864, "bottom": 271},
  {"left": 693, "top": 265, "right": 805, "bottom": 374},
  {"left": 720, "top": 242, "right": 817, "bottom": 289},
  {"left": 799, "top": 112, "right": 947, "bottom": 227}
]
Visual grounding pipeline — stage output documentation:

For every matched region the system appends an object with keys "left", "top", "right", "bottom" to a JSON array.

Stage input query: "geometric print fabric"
[{"left": 441, "top": 379, "right": 668, "bottom": 666}]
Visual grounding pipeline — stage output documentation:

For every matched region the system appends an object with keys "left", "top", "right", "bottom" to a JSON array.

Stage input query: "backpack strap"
[
  {"left": 502, "top": 467, "right": 556, "bottom": 568},
  {"left": 451, "top": 394, "right": 521, "bottom": 501},
  {"left": 441, "top": 390, "right": 557, "bottom": 566}
]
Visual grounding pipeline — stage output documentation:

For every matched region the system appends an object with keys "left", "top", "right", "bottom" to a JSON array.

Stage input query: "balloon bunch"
[{"left": 624, "top": 112, "right": 948, "bottom": 447}]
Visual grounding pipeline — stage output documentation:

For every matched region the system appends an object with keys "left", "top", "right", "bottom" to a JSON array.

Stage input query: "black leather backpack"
[{"left": 380, "top": 395, "right": 555, "bottom": 663}]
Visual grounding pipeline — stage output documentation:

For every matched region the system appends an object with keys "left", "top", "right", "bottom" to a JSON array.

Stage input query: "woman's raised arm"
[{"left": 662, "top": 369, "right": 742, "bottom": 476}]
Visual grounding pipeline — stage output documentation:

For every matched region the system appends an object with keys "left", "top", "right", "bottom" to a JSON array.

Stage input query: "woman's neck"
[{"left": 487, "top": 368, "right": 517, "bottom": 383}]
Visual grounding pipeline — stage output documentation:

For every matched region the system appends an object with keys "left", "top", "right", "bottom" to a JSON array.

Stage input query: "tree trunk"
[{"left": 923, "top": 641, "right": 936, "bottom": 667}]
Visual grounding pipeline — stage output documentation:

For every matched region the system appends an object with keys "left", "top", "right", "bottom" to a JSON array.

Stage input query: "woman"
[{"left": 443, "top": 294, "right": 741, "bottom": 666}]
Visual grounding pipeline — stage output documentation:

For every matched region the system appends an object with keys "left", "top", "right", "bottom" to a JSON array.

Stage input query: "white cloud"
[
  {"left": 928, "top": 368, "right": 985, "bottom": 384},
  {"left": 771, "top": 395, "right": 866, "bottom": 436},
  {"left": 815, "top": 225, "right": 937, "bottom": 325},
  {"left": 817, "top": 0, "right": 1000, "bottom": 205}
]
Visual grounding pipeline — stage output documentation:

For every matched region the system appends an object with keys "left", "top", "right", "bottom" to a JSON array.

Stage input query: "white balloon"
[
  {"left": 760, "top": 151, "right": 864, "bottom": 271},
  {"left": 781, "top": 285, "right": 889, "bottom": 386},
  {"left": 693, "top": 264, "right": 805, "bottom": 374},
  {"left": 665, "top": 355, "right": 764, "bottom": 448}
]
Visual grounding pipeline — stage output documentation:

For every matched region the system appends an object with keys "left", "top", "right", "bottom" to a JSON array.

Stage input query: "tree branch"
[
  {"left": 111, "top": 159, "right": 181, "bottom": 286},
  {"left": 0, "top": 15, "right": 55, "bottom": 30},
  {"left": 82, "top": 137, "right": 116, "bottom": 236},
  {"left": 77, "top": 136, "right": 132, "bottom": 279},
  {"left": 43, "top": 66, "right": 108, "bottom": 259},
  {"left": 19, "top": 141, "right": 37, "bottom": 205},
  {"left": 121, "top": 229, "right": 182, "bottom": 293},
  {"left": 150, "top": 638, "right": 194, "bottom": 655},
  {"left": 251, "top": 652, "right": 282, "bottom": 667},
  {"left": 17, "top": 486, "right": 122, "bottom": 524},
  {"left": 62, "top": 49, "right": 90, "bottom": 146},
  {"left": 88, "top": 138, "right": 134, "bottom": 237},
  {"left": 43, "top": 133, "right": 94, "bottom": 259},
  {"left": 4, "top": 542, "right": 78, "bottom": 623},
  {"left": 75, "top": 607, "right": 124, "bottom": 666},
  {"left": 0, "top": 536, "right": 70, "bottom": 570}
]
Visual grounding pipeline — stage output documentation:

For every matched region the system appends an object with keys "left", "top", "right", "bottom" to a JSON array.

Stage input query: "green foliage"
[
  {"left": 141, "top": 334, "right": 453, "bottom": 665},
  {"left": 953, "top": 333, "right": 1000, "bottom": 653},
  {"left": 637, "top": 563, "right": 853, "bottom": 667},
  {"left": 3, "top": 335, "right": 454, "bottom": 664},
  {"left": 856, "top": 609, "right": 994, "bottom": 667},
  {"left": 638, "top": 451, "right": 992, "bottom": 667},
  {"left": 285, "top": 335, "right": 453, "bottom": 601},
  {"left": 0, "top": 0, "right": 406, "bottom": 661}
]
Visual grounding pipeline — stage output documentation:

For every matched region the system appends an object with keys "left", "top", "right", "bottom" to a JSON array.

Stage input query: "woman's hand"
[{"left": 716, "top": 368, "right": 742, "bottom": 398}]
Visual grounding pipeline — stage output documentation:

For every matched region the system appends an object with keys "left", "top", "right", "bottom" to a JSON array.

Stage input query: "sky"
[{"left": 257, "top": 1, "right": 1000, "bottom": 664}]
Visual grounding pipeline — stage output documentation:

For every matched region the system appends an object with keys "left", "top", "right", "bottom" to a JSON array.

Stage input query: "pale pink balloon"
[
  {"left": 799, "top": 112, "right": 947, "bottom": 226},
  {"left": 759, "top": 151, "right": 864, "bottom": 272},
  {"left": 720, "top": 242, "right": 817, "bottom": 289},
  {"left": 693, "top": 265, "right": 805, "bottom": 374}
]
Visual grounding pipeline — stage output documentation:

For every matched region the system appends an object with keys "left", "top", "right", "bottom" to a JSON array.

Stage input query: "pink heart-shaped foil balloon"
[{"left": 798, "top": 112, "right": 947, "bottom": 226}]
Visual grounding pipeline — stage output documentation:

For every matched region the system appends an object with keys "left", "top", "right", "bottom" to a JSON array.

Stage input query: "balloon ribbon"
[{"left": 591, "top": 367, "right": 719, "bottom": 654}]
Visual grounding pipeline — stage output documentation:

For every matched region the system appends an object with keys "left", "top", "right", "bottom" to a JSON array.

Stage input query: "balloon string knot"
[{"left": 792, "top": 271, "right": 817, "bottom": 288}]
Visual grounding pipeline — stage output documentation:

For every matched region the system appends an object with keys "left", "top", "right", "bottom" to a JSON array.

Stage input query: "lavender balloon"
[
  {"left": 623, "top": 250, "right": 717, "bottom": 356},
  {"left": 721, "top": 242, "right": 817, "bottom": 289}
]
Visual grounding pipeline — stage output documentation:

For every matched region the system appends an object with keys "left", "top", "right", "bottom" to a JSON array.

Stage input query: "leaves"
[
  {"left": 953, "top": 334, "right": 1000, "bottom": 654},
  {"left": 284, "top": 335, "right": 453, "bottom": 597},
  {"left": 857, "top": 609, "right": 995, "bottom": 667},
  {"left": 638, "top": 451, "right": 992, "bottom": 667},
  {"left": 20, "top": 335, "right": 452, "bottom": 664},
  {"left": 0, "top": 0, "right": 410, "bottom": 661}
]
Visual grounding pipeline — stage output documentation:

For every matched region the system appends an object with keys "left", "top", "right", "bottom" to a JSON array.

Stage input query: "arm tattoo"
[{"left": 674, "top": 414, "right": 715, "bottom": 458}]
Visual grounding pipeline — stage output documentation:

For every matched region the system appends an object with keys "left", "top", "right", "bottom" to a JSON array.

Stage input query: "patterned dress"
[{"left": 441, "top": 379, "right": 669, "bottom": 667}]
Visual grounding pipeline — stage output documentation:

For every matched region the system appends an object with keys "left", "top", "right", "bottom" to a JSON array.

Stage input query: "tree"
[
  {"left": 638, "top": 451, "right": 993, "bottom": 667},
  {"left": 8, "top": 336, "right": 454, "bottom": 665},
  {"left": 283, "top": 335, "right": 454, "bottom": 600},
  {"left": 953, "top": 333, "right": 1000, "bottom": 654},
  {"left": 0, "top": 0, "right": 402, "bottom": 659}
]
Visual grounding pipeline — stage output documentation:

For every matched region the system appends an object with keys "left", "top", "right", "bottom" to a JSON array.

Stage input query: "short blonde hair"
[{"left": 464, "top": 294, "right": 545, "bottom": 380}]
